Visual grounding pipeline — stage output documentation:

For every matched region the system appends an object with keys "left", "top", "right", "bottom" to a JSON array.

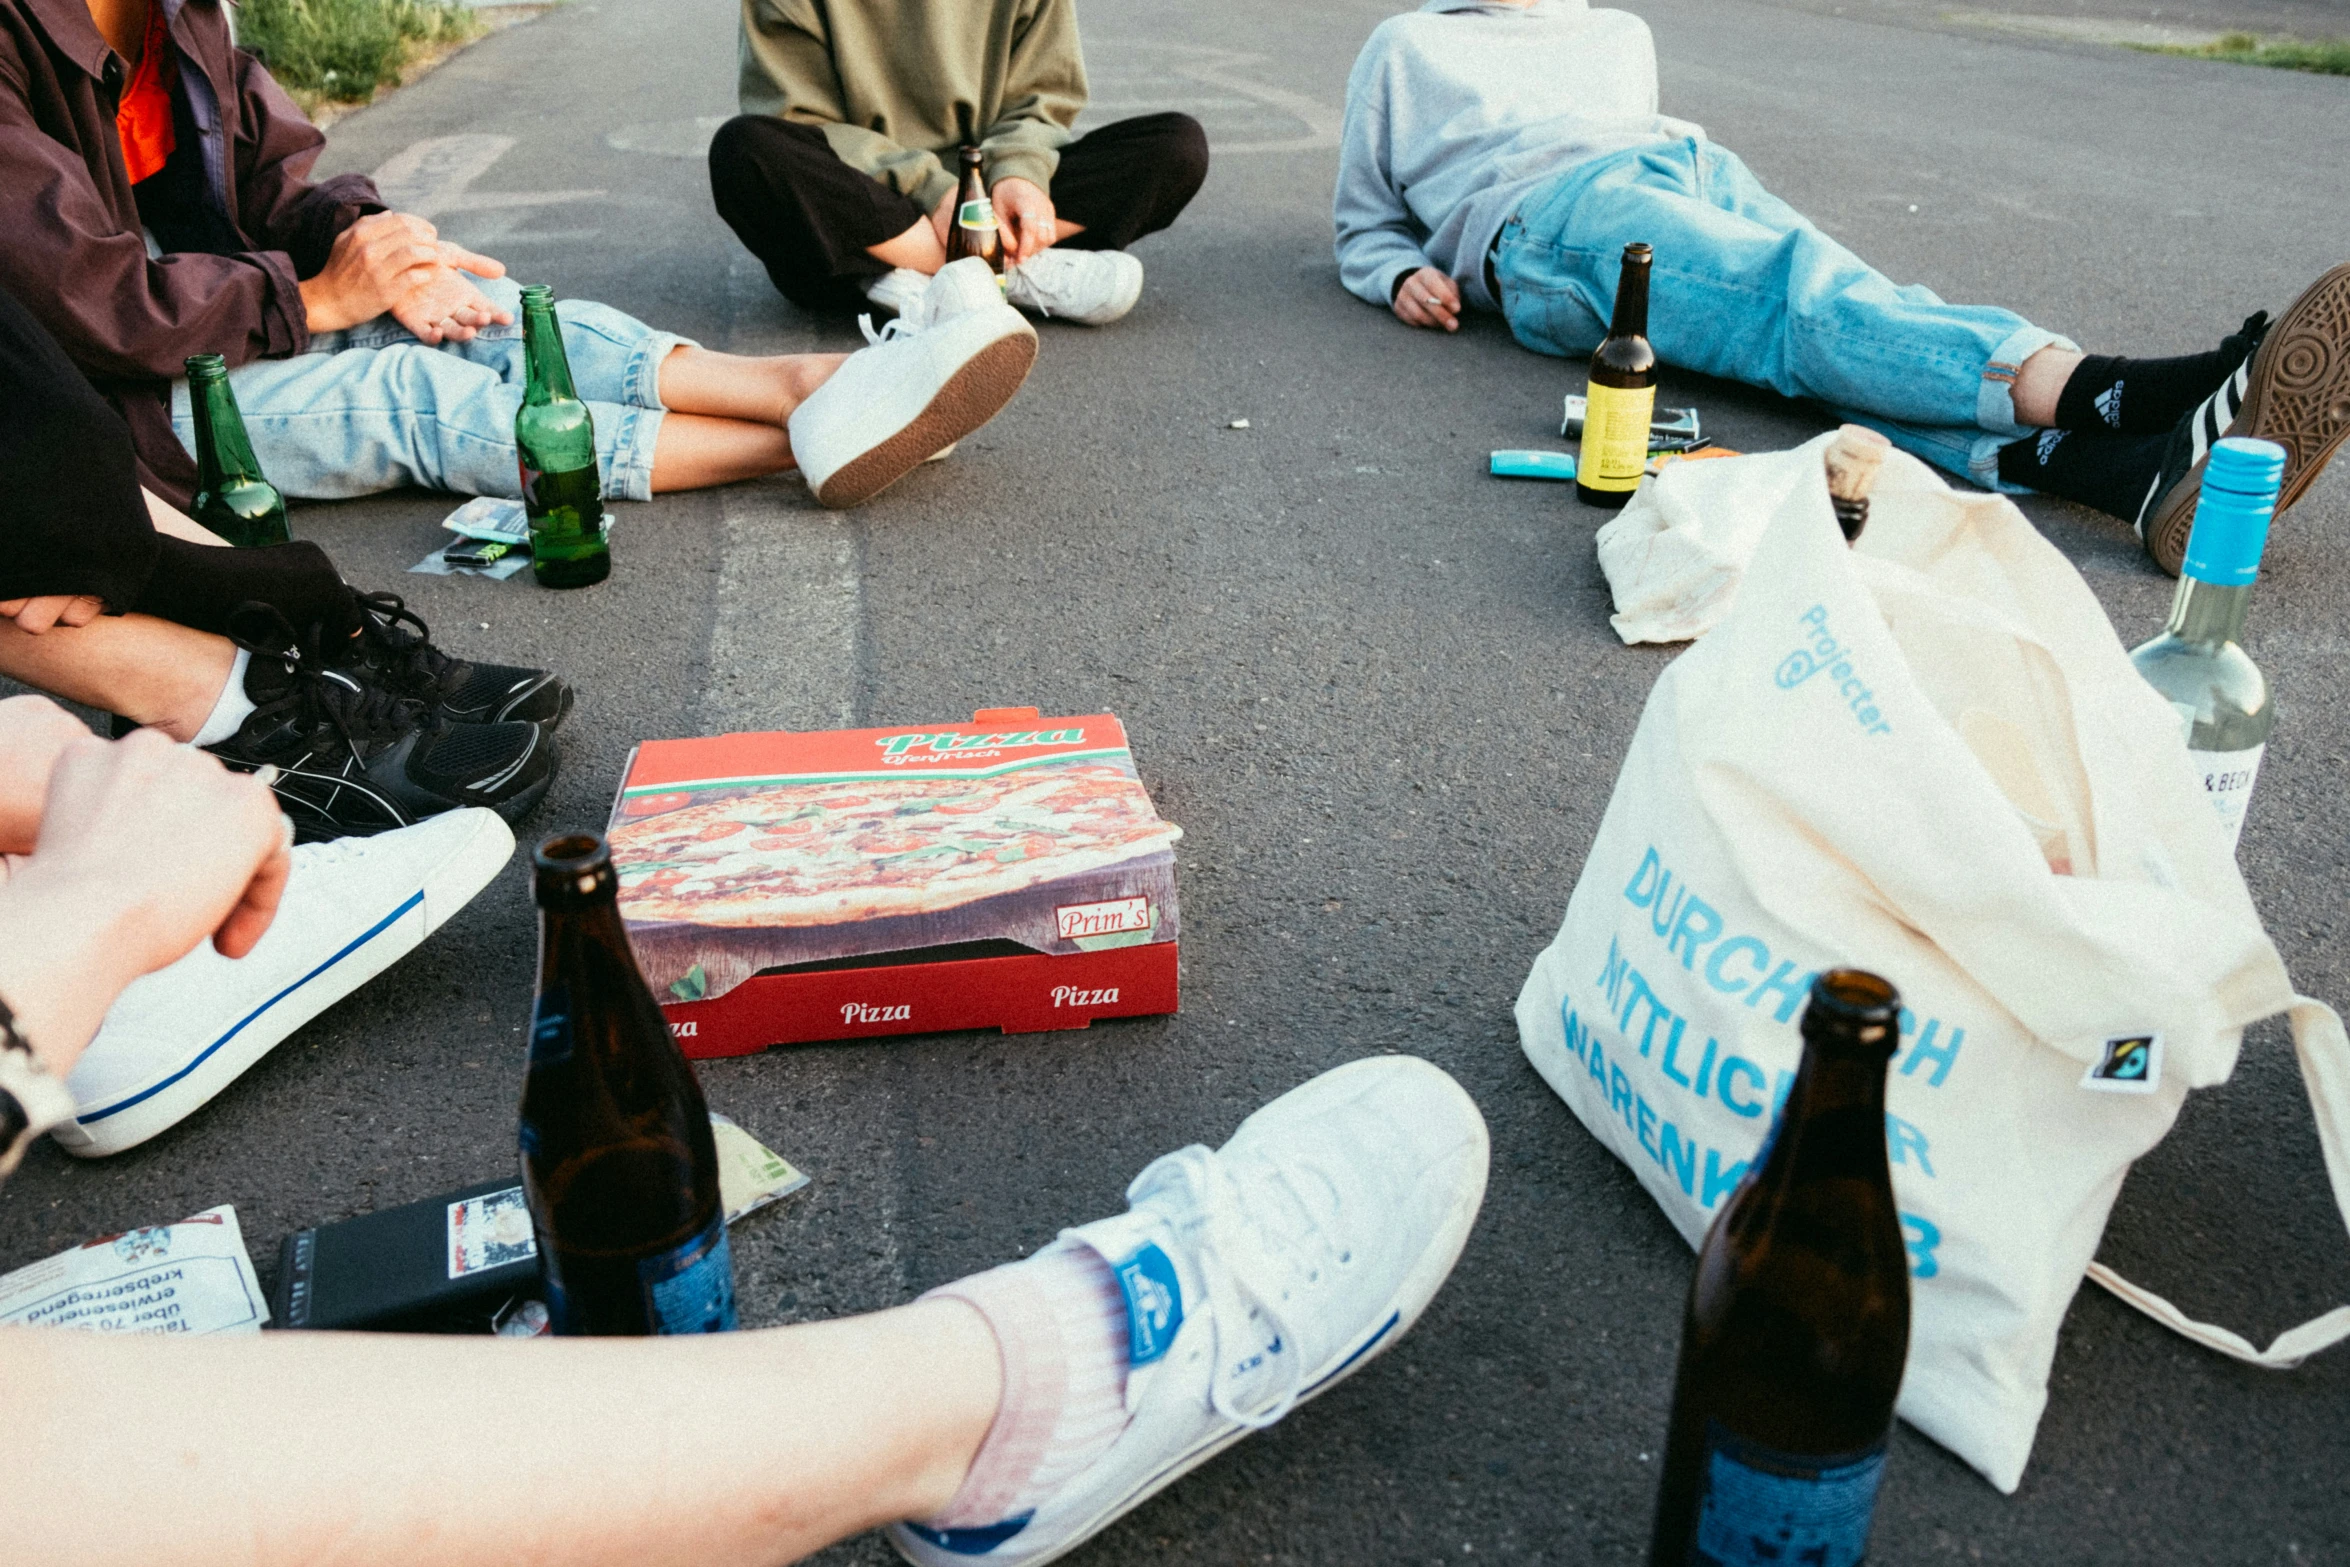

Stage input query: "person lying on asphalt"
[
  {"left": 1336, "top": 0, "right": 2350, "bottom": 574},
  {"left": 0, "top": 279, "right": 568, "bottom": 839},
  {"left": 0, "top": 696, "right": 511, "bottom": 1158},
  {"left": 711, "top": 0, "right": 1209, "bottom": 327},
  {"left": 0, "top": 716, "right": 1492, "bottom": 1567},
  {"left": 0, "top": 0, "right": 1036, "bottom": 511}
]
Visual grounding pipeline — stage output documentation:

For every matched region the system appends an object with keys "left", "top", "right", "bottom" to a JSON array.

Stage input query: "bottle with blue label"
[
  {"left": 521, "top": 831, "right": 736, "bottom": 1336},
  {"left": 2128, "top": 436, "right": 2286, "bottom": 853},
  {"left": 1648, "top": 971, "right": 1910, "bottom": 1567}
]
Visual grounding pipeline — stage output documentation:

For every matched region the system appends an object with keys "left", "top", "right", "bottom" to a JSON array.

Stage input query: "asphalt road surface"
[{"left": 7, "top": 1, "right": 2350, "bottom": 1562}]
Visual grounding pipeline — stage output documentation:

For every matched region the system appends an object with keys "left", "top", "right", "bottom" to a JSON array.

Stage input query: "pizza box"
[{"left": 607, "top": 708, "right": 1181, "bottom": 1057}]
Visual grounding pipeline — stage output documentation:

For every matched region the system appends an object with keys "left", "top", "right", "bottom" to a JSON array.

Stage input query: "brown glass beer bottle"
[
  {"left": 1647, "top": 969, "right": 1911, "bottom": 1567},
  {"left": 1576, "top": 241, "right": 1659, "bottom": 508},
  {"left": 520, "top": 831, "right": 735, "bottom": 1336},
  {"left": 943, "top": 146, "right": 1003, "bottom": 274}
]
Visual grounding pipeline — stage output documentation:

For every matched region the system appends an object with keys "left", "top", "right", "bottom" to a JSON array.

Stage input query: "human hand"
[
  {"left": 0, "top": 695, "right": 96, "bottom": 855},
  {"left": 992, "top": 177, "right": 1057, "bottom": 267},
  {"left": 0, "top": 595, "right": 103, "bottom": 635},
  {"left": 299, "top": 212, "right": 511, "bottom": 342},
  {"left": 25, "top": 730, "right": 291, "bottom": 965},
  {"left": 1391, "top": 266, "right": 1460, "bottom": 332}
]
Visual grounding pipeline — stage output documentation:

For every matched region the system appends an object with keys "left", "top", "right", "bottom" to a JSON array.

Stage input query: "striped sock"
[{"left": 919, "top": 1241, "right": 1133, "bottom": 1529}]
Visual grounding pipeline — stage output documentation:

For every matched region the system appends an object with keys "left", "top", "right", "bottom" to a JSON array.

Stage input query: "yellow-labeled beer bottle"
[
  {"left": 185, "top": 355, "right": 291, "bottom": 548},
  {"left": 520, "top": 831, "right": 735, "bottom": 1336},
  {"left": 1576, "top": 242, "right": 1659, "bottom": 509},
  {"left": 514, "top": 285, "right": 611, "bottom": 590},
  {"left": 1648, "top": 969, "right": 1910, "bottom": 1567},
  {"left": 943, "top": 146, "right": 1003, "bottom": 274}
]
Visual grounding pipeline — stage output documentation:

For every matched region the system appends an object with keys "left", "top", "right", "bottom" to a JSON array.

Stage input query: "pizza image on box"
[
  {"left": 614, "top": 759, "right": 1179, "bottom": 925},
  {"left": 608, "top": 713, "right": 1182, "bottom": 1002}
]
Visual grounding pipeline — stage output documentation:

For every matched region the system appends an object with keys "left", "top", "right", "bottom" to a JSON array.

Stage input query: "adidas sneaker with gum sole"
[{"left": 2143, "top": 262, "right": 2350, "bottom": 574}]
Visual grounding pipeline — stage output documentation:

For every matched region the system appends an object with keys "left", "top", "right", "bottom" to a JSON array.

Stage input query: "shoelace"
[
  {"left": 1120, "top": 1143, "right": 1345, "bottom": 1431},
  {"left": 228, "top": 602, "right": 428, "bottom": 758},
  {"left": 353, "top": 591, "right": 459, "bottom": 693},
  {"left": 858, "top": 312, "right": 920, "bottom": 347}
]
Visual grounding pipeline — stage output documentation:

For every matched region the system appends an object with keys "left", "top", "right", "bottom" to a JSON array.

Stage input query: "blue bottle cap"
[{"left": 2180, "top": 436, "right": 2286, "bottom": 587}]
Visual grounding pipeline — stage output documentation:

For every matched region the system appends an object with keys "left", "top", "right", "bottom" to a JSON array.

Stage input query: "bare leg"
[
  {"left": 870, "top": 214, "right": 948, "bottom": 275},
  {"left": 2012, "top": 346, "right": 2085, "bottom": 428},
  {"left": 649, "top": 412, "right": 800, "bottom": 492},
  {"left": 0, "top": 614, "right": 235, "bottom": 742},
  {"left": 658, "top": 346, "right": 848, "bottom": 428},
  {"left": 143, "top": 489, "right": 230, "bottom": 547},
  {"left": 3, "top": 1298, "right": 1000, "bottom": 1567}
]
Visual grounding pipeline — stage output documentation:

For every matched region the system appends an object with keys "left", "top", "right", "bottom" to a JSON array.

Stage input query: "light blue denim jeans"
[
  {"left": 170, "top": 276, "right": 693, "bottom": 502},
  {"left": 1494, "top": 139, "right": 2078, "bottom": 491}
]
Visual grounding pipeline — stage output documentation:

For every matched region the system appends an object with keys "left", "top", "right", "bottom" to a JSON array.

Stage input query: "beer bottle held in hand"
[
  {"left": 520, "top": 832, "right": 736, "bottom": 1336},
  {"left": 2128, "top": 436, "right": 2285, "bottom": 852},
  {"left": 185, "top": 354, "right": 291, "bottom": 548},
  {"left": 1576, "top": 241, "right": 1659, "bottom": 509},
  {"left": 1649, "top": 969, "right": 1911, "bottom": 1567},
  {"left": 514, "top": 285, "right": 612, "bottom": 589},
  {"left": 943, "top": 146, "right": 1004, "bottom": 277}
]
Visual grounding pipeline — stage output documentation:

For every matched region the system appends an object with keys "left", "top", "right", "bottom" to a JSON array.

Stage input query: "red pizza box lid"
[{"left": 607, "top": 710, "right": 1182, "bottom": 1005}]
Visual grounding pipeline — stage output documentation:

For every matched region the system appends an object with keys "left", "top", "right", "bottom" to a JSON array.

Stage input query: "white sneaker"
[
  {"left": 789, "top": 257, "right": 1037, "bottom": 509},
  {"left": 888, "top": 1054, "right": 1489, "bottom": 1566},
  {"left": 50, "top": 809, "right": 514, "bottom": 1158},
  {"left": 1004, "top": 249, "right": 1144, "bottom": 326},
  {"left": 864, "top": 266, "right": 934, "bottom": 318}
]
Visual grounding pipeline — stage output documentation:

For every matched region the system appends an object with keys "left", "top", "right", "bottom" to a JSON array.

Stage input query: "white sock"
[
  {"left": 918, "top": 1241, "right": 1134, "bottom": 1528},
  {"left": 188, "top": 648, "right": 256, "bottom": 748}
]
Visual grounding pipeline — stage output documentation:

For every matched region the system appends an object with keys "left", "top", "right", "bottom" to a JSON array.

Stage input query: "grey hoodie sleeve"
[{"left": 1333, "top": 31, "right": 1435, "bottom": 309}]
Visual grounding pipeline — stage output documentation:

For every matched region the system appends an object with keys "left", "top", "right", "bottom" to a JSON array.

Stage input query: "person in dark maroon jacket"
[{"left": 0, "top": 0, "right": 1033, "bottom": 513}]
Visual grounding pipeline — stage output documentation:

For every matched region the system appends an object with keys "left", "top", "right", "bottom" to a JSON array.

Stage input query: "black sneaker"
[
  {"left": 340, "top": 591, "right": 575, "bottom": 730},
  {"left": 207, "top": 635, "right": 556, "bottom": 842},
  {"left": 2139, "top": 263, "right": 2350, "bottom": 574}
]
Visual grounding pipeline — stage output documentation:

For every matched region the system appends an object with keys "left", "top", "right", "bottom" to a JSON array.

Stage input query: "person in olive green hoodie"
[{"left": 711, "top": 0, "right": 1208, "bottom": 327}]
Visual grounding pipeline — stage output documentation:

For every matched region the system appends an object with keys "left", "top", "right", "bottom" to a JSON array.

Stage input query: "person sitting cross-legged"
[
  {"left": 0, "top": 713, "right": 1491, "bottom": 1567},
  {"left": 710, "top": 0, "right": 1210, "bottom": 328},
  {"left": 1337, "top": 0, "right": 2350, "bottom": 573},
  {"left": 0, "top": 0, "right": 1033, "bottom": 510}
]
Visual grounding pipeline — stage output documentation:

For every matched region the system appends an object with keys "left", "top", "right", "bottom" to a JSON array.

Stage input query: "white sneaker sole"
[
  {"left": 803, "top": 312, "right": 1036, "bottom": 509},
  {"left": 49, "top": 812, "right": 513, "bottom": 1158},
  {"left": 890, "top": 1057, "right": 1490, "bottom": 1567}
]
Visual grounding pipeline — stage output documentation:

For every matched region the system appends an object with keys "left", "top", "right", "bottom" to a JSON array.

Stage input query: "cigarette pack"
[{"left": 608, "top": 708, "right": 1182, "bottom": 1057}]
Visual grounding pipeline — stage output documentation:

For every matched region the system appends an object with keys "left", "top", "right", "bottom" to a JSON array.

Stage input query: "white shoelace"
[
  {"left": 1121, "top": 1142, "right": 1345, "bottom": 1431},
  {"left": 857, "top": 311, "right": 919, "bottom": 347}
]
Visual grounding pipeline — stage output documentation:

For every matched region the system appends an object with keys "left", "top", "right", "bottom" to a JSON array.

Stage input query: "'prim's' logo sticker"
[{"left": 2081, "top": 1033, "right": 2162, "bottom": 1094}]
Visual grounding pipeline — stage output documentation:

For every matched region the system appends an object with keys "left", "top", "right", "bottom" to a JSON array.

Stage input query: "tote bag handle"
[{"left": 2086, "top": 998, "right": 2350, "bottom": 1368}]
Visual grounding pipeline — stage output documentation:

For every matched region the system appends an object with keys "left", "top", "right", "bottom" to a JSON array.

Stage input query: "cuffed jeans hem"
[
  {"left": 606, "top": 404, "right": 664, "bottom": 502},
  {"left": 1841, "top": 412, "right": 2033, "bottom": 494},
  {"left": 1975, "top": 323, "right": 2079, "bottom": 436},
  {"left": 619, "top": 329, "right": 692, "bottom": 412}
]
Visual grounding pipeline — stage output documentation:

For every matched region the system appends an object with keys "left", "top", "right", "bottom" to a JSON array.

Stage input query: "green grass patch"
[
  {"left": 2134, "top": 31, "right": 2350, "bottom": 75},
  {"left": 237, "top": 0, "right": 485, "bottom": 107}
]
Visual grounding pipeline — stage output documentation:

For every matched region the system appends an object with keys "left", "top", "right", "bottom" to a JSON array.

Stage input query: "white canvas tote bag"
[{"left": 1514, "top": 443, "right": 2350, "bottom": 1491}]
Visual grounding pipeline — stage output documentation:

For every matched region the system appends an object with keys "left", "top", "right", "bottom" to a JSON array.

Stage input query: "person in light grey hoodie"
[{"left": 1335, "top": 0, "right": 2350, "bottom": 576}]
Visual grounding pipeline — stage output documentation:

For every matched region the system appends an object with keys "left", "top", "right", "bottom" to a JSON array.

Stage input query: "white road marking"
[
  {"left": 700, "top": 260, "right": 863, "bottom": 736},
  {"left": 369, "top": 134, "right": 605, "bottom": 219}
]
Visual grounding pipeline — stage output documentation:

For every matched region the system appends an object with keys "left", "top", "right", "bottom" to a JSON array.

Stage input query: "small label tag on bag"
[{"left": 2081, "top": 1033, "right": 2163, "bottom": 1094}]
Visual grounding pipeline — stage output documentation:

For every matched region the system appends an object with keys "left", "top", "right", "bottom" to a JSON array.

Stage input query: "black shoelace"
[
  {"left": 354, "top": 591, "right": 460, "bottom": 695},
  {"left": 227, "top": 602, "right": 429, "bottom": 760}
]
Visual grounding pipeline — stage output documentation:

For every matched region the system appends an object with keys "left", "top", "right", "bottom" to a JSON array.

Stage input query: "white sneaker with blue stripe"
[
  {"left": 49, "top": 808, "right": 514, "bottom": 1158},
  {"left": 888, "top": 1054, "right": 1489, "bottom": 1566}
]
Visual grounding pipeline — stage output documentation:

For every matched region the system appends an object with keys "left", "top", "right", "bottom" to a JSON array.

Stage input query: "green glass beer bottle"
[
  {"left": 185, "top": 354, "right": 290, "bottom": 548},
  {"left": 1648, "top": 969, "right": 1911, "bottom": 1567},
  {"left": 2128, "top": 436, "right": 2285, "bottom": 852},
  {"left": 514, "top": 286, "right": 611, "bottom": 590}
]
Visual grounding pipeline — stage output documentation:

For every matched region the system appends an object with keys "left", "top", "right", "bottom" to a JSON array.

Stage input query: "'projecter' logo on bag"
[
  {"left": 1775, "top": 605, "right": 1893, "bottom": 737},
  {"left": 2081, "top": 1033, "right": 2163, "bottom": 1094}
]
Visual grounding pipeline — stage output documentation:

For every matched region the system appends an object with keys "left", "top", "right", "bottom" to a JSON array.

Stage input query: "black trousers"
[
  {"left": 0, "top": 279, "right": 357, "bottom": 642},
  {"left": 708, "top": 113, "right": 1210, "bottom": 314}
]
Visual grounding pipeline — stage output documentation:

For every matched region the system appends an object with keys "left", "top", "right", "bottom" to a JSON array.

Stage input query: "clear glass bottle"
[{"left": 2128, "top": 437, "right": 2286, "bottom": 852}]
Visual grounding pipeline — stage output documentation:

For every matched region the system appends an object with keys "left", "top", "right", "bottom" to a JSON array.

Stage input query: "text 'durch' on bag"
[{"left": 1513, "top": 439, "right": 2350, "bottom": 1492}]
